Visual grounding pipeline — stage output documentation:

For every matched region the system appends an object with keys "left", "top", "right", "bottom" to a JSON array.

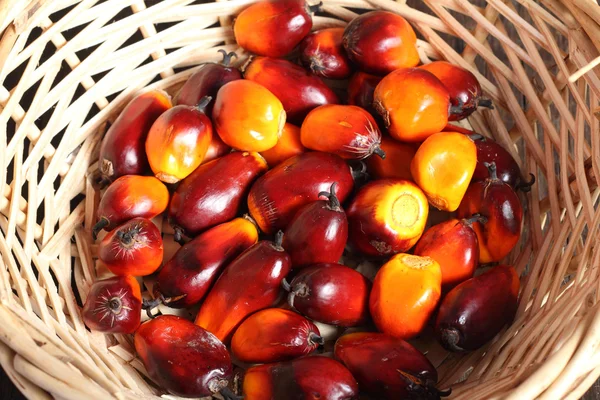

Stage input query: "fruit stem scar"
[
  {"left": 402, "top": 254, "right": 434, "bottom": 269},
  {"left": 392, "top": 194, "right": 419, "bottom": 228}
]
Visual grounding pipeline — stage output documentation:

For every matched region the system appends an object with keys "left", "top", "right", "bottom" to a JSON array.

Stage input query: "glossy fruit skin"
[
  {"left": 342, "top": 11, "right": 419, "bottom": 76},
  {"left": 145, "top": 104, "right": 212, "bottom": 183},
  {"left": 231, "top": 309, "right": 322, "bottom": 363},
  {"left": 99, "top": 90, "right": 172, "bottom": 181},
  {"left": 366, "top": 136, "right": 416, "bottom": 181},
  {"left": 244, "top": 57, "right": 339, "bottom": 124},
  {"left": 435, "top": 265, "right": 520, "bottom": 352},
  {"left": 374, "top": 68, "right": 450, "bottom": 142},
  {"left": 92, "top": 175, "right": 169, "bottom": 238},
  {"left": 301, "top": 105, "right": 384, "bottom": 160},
  {"left": 457, "top": 169, "right": 523, "bottom": 263},
  {"left": 472, "top": 137, "right": 521, "bottom": 188},
  {"left": 169, "top": 151, "right": 267, "bottom": 238},
  {"left": 135, "top": 315, "right": 232, "bottom": 397},
  {"left": 195, "top": 238, "right": 292, "bottom": 342},
  {"left": 414, "top": 219, "right": 479, "bottom": 291},
  {"left": 248, "top": 152, "right": 354, "bottom": 234},
  {"left": 282, "top": 185, "right": 348, "bottom": 268},
  {"left": 420, "top": 61, "right": 486, "bottom": 121},
  {"left": 243, "top": 356, "right": 359, "bottom": 400},
  {"left": 411, "top": 132, "right": 477, "bottom": 212},
  {"left": 347, "top": 72, "right": 382, "bottom": 113},
  {"left": 300, "top": 28, "right": 352, "bottom": 79},
  {"left": 175, "top": 51, "right": 242, "bottom": 116},
  {"left": 99, "top": 218, "right": 163, "bottom": 276},
  {"left": 288, "top": 263, "right": 371, "bottom": 327},
  {"left": 347, "top": 179, "right": 429, "bottom": 257},
  {"left": 334, "top": 332, "right": 440, "bottom": 399},
  {"left": 260, "top": 123, "right": 306, "bottom": 167},
  {"left": 82, "top": 276, "right": 142, "bottom": 334},
  {"left": 202, "top": 134, "right": 231, "bottom": 164},
  {"left": 234, "top": 0, "right": 314, "bottom": 58},
  {"left": 370, "top": 253, "right": 442, "bottom": 339},
  {"left": 213, "top": 80, "right": 286, "bottom": 152},
  {"left": 154, "top": 217, "right": 259, "bottom": 308}
]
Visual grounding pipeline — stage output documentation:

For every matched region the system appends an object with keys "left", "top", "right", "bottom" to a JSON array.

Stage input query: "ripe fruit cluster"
[{"left": 82, "top": 1, "right": 531, "bottom": 399}]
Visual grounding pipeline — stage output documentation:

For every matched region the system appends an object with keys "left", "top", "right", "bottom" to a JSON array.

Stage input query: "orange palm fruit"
[
  {"left": 213, "top": 80, "right": 285, "bottom": 152},
  {"left": 145, "top": 97, "right": 213, "bottom": 183},
  {"left": 366, "top": 136, "right": 416, "bottom": 181},
  {"left": 259, "top": 123, "right": 305, "bottom": 167},
  {"left": 347, "top": 179, "right": 428, "bottom": 257},
  {"left": 301, "top": 104, "right": 385, "bottom": 160},
  {"left": 300, "top": 28, "right": 353, "bottom": 79},
  {"left": 202, "top": 134, "right": 231, "bottom": 164},
  {"left": 373, "top": 68, "right": 452, "bottom": 142},
  {"left": 370, "top": 253, "right": 442, "bottom": 339},
  {"left": 411, "top": 131, "right": 477, "bottom": 212}
]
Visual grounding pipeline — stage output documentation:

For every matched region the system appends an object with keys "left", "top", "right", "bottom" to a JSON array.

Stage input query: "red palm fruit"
[
  {"left": 366, "top": 136, "right": 416, "bottom": 181},
  {"left": 248, "top": 152, "right": 354, "bottom": 234},
  {"left": 243, "top": 356, "right": 359, "bottom": 400},
  {"left": 347, "top": 71, "right": 382, "bottom": 113},
  {"left": 244, "top": 57, "right": 339, "bottom": 124},
  {"left": 145, "top": 97, "right": 213, "bottom": 183},
  {"left": 436, "top": 265, "right": 520, "bottom": 352},
  {"left": 286, "top": 263, "right": 371, "bottom": 327},
  {"left": 301, "top": 104, "right": 385, "bottom": 160},
  {"left": 282, "top": 183, "right": 348, "bottom": 268},
  {"left": 153, "top": 217, "right": 259, "bottom": 308},
  {"left": 457, "top": 163, "right": 523, "bottom": 263},
  {"left": 169, "top": 151, "right": 267, "bottom": 242},
  {"left": 99, "top": 90, "right": 172, "bottom": 182},
  {"left": 176, "top": 50, "right": 241, "bottom": 116},
  {"left": 420, "top": 61, "right": 492, "bottom": 121},
  {"left": 231, "top": 309, "right": 323, "bottom": 364},
  {"left": 135, "top": 315, "right": 233, "bottom": 398},
  {"left": 414, "top": 217, "right": 482, "bottom": 291},
  {"left": 260, "top": 123, "right": 306, "bottom": 167},
  {"left": 82, "top": 276, "right": 142, "bottom": 334},
  {"left": 98, "top": 218, "right": 163, "bottom": 276},
  {"left": 234, "top": 0, "right": 317, "bottom": 58},
  {"left": 334, "top": 332, "right": 449, "bottom": 399},
  {"left": 202, "top": 134, "right": 231, "bottom": 164},
  {"left": 342, "top": 11, "right": 419, "bottom": 75},
  {"left": 299, "top": 28, "right": 352, "bottom": 79},
  {"left": 195, "top": 233, "right": 292, "bottom": 343}
]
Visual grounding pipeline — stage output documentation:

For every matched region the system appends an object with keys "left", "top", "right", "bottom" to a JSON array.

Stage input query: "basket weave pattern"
[{"left": 1, "top": 0, "right": 600, "bottom": 399}]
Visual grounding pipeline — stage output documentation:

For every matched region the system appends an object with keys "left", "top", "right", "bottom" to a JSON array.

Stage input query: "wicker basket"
[{"left": 1, "top": 0, "right": 600, "bottom": 399}]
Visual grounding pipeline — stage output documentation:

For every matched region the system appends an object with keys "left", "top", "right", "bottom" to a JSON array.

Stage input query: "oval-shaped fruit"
[
  {"left": 366, "top": 136, "right": 416, "bottom": 181},
  {"left": 92, "top": 175, "right": 169, "bottom": 239},
  {"left": 287, "top": 263, "right": 371, "bottom": 327},
  {"left": 374, "top": 68, "right": 451, "bottom": 142},
  {"left": 282, "top": 183, "right": 348, "bottom": 268},
  {"left": 347, "top": 179, "right": 428, "bottom": 257},
  {"left": 248, "top": 152, "right": 354, "bottom": 234},
  {"left": 243, "top": 356, "right": 359, "bottom": 400},
  {"left": 169, "top": 151, "right": 267, "bottom": 240},
  {"left": 99, "top": 218, "right": 163, "bottom": 276},
  {"left": 195, "top": 235, "right": 292, "bottom": 342},
  {"left": 202, "top": 134, "right": 231, "bottom": 164},
  {"left": 99, "top": 90, "right": 172, "bottom": 181},
  {"left": 154, "top": 217, "right": 259, "bottom": 308},
  {"left": 414, "top": 218, "right": 480, "bottom": 291},
  {"left": 213, "top": 80, "right": 285, "bottom": 152},
  {"left": 420, "top": 61, "right": 491, "bottom": 121},
  {"left": 370, "top": 253, "right": 441, "bottom": 339},
  {"left": 457, "top": 163, "right": 523, "bottom": 263},
  {"left": 301, "top": 104, "right": 384, "bottom": 160},
  {"left": 260, "top": 123, "right": 306, "bottom": 167},
  {"left": 342, "top": 11, "right": 419, "bottom": 75},
  {"left": 82, "top": 276, "right": 142, "bottom": 334},
  {"left": 244, "top": 57, "right": 339, "bottom": 124},
  {"left": 300, "top": 28, "right": 352, "bottom": 79},
  {"left": 234, "top": 0, "right": 315, "bottom": 58},
  {"left": 435, "top": 265, "right": 520, "bottom": 351},
  {"left": 135, "top": 315, "right": 232, "bottom": 398},
  {"left": 411, "top": 131, "right": 477, "bottom": 212},
  {"left": 176, "top": 50, "right": 242, "bottom": 116},
  {"left": 145, "top": 99, "right": 213, "bottom": 183},
  {"left": 347, "top": 71, "right": 382, "bottom": 113},
  {"left": 335, "top": 332, "right": 447, "bottom": 399},
  {"left": 231, "top": 309, "right": 323, "bottom": 364}
]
